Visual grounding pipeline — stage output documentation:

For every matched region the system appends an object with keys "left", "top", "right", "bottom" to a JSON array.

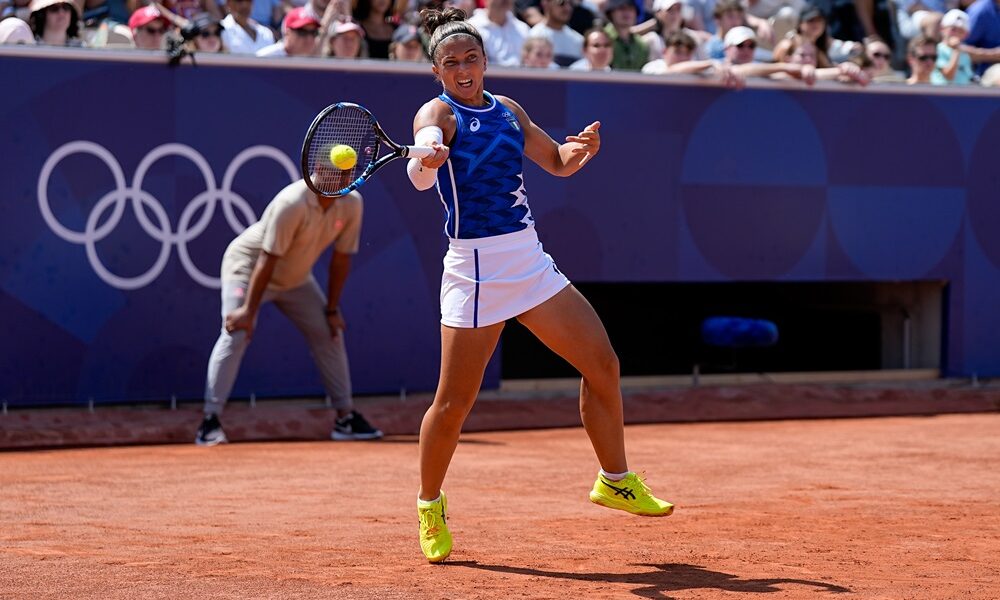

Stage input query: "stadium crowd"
[{"left": 3, "top": 0, "right": 1000, "bottom": 86}]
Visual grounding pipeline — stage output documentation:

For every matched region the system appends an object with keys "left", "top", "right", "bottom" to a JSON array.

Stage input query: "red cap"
[
  {"left": 128, "top": 5, "right": 168, "bottom": 29},
  {"left": 284, "top": 7, "right": 320, "bottom": 30}
]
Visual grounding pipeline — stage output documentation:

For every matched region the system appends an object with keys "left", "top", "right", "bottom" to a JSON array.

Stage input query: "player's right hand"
[
  {"left": 420, "top": 142, "right": 449, "bottom": 170},
  {"left": 225, "top": 306, "right": 255, "bottom": 340}
]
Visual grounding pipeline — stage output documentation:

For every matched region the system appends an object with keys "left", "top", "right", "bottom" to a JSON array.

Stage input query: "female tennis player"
[{"left": 408, "top": 7, "right": 674, "bottom": 563}]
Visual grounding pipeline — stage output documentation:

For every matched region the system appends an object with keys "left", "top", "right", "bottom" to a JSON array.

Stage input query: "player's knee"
[{"left": 582, "top": 347, "right": 620, "bottom": 387}]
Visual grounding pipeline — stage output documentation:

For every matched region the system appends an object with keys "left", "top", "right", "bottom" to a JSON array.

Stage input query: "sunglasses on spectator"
[
  {"left": 871, "top": 51, "right": 890, "bottom": 60},
  {"left": 142, "top": 25, "right": 166, "bottom": 34},
  {"left": 914, "top": 53, "right": 937, "bottom": 62},
  {"left": 199, "top": 27, "right": 221, "bottom": 37},
  {"left": 46, "top": 3, "right": 71, "bottom": 13},
  {"left": 736, "top": 41, "right": 756, "bottom": 50},
  {"left": 292, "top": 27, "right": 320, "bottom": 37}
]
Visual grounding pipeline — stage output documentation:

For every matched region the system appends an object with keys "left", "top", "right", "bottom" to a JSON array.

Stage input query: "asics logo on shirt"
[{"left": 469, "top": 118, "right": 481, "bottom": 132}]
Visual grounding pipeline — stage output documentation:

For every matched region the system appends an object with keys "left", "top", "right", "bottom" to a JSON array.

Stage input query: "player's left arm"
[{"left": 496, "top": 95, "right": 600, "bottom": 178}]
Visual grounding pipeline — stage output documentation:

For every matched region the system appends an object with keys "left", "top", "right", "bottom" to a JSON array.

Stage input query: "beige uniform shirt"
[{"left": 222, "top": 180, "right": 363, "bottom": 291}]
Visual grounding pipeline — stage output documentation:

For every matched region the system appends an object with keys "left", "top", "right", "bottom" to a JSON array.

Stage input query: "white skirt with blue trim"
[{"left": 440, "top": 227, "right": 570, "bottom": 328}]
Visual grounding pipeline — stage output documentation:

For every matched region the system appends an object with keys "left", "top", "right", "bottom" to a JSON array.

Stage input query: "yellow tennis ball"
[{"left": 329, "top": 144, "right": 357, "bottom": 170}]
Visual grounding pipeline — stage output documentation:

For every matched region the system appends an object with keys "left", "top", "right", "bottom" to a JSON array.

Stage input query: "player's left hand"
[
  {"left": 327, "top": 311, "right": 346, "bottom": 338},
  {"left": 566, "top": 121, "right": 601, "bottom": 159}
]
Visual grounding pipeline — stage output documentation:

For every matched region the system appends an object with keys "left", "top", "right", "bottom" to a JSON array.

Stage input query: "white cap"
[
  {"left": 653, "top": 0, "right": 682, "bottom": 11},
  {"left": 941, "top": 9, "right": 969, "bottom": 30},
  {"left": 0, "top": 18, "right": 35, "bottom": 45},
  {"left": 724, "top": 25, "right": 756, "bottom": 48}
]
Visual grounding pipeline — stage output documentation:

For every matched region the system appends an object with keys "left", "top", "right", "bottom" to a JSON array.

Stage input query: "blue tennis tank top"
[{"left": 435, "top": 91, "right": 534, "bottom": 239}]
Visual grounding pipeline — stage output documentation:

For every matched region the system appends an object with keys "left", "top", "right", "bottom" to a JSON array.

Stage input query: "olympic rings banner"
[{"left": 2, "top": 52, "right": 1000, "bottom": 405}]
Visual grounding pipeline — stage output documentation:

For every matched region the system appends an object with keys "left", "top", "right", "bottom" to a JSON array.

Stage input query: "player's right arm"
[{"left": 225, "top": 251, "right": 278, "bottom": 340}]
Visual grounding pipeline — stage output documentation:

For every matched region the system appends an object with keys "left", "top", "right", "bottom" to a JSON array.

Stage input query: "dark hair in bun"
[{"left": 421, "top": 7, "right": 484, "bottom": 63}]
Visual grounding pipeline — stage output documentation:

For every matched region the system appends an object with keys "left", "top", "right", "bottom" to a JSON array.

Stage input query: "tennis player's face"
[{"left": 433, "top": 37, "right": 486, "bottom": 104}]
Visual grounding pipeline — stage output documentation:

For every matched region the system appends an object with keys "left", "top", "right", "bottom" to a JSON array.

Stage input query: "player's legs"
[
  {"left": 204, "top": 280, "right": 257, "bottom": 417},
  {"left": 516, "top": 285, "right": 627, "bottom": 473},
  {"left": 517, "top": 285, "right": 673, "bottom": 516},
  {"left": 418, "top": 322, "right": 505, "bottom": 501},
  {"left": 273, "top": 278, "right": 352, "bottom": 411}
]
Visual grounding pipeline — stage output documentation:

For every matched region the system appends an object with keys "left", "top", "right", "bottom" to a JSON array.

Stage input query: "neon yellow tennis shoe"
[
  {"left": 590, "top": 472, "right": 674, "bottom": 516},
  {"left": 418, "top": 491, "right": 452, "bottom": 563}
]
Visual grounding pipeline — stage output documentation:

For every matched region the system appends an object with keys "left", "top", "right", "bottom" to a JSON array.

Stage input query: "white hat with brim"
[
  {"left": 724, "top": 25, "right": 756, "bottom": 48},
  {"left": 941, "top": 9, "right": 969, "bottom": 30},
  {"left": 28, "top": 0, "right": 79, "bottom": 16},
  {"left": 653, "top": 0, "right": 682, "bottom": 12}
]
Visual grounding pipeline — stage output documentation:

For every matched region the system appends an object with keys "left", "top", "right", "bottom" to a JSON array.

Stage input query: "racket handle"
[{"left": 404, "top": 146, "right": 437, "bottom": 159}]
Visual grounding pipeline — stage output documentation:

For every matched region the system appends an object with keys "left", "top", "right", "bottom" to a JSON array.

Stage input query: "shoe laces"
[
  {"left": 419, "top": 507, "right": 444, "bottom": 538},
  {"left": 629, "top": 472, "right": 654, "bottom": 497}
]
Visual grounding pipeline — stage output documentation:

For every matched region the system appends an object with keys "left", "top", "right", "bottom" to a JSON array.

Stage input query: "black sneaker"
[
  {"left": 195, "top": 414, "right": 228, "bottom": 446},
  {"left": 331, "top": 410, "right": 383, "bottom": 441}
]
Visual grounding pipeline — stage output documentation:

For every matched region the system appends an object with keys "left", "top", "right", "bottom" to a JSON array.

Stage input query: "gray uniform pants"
[{"left": 204, "top": 277, "right": 352, "bottom": 415}]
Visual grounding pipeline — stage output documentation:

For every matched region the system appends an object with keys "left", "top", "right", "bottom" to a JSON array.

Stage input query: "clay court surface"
[{"left": 2, "top": 413, "right": 998, "bottom": 599}]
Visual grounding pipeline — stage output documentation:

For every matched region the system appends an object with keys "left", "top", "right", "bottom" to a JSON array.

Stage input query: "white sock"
[
  {"left": 600, "top": 469, "right": 631, "bottom": 481},
  {"left": 417, "top": 494, "right": 441, "bottom": 507}
]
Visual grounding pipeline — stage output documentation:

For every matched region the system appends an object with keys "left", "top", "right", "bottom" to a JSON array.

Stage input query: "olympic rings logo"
[{"left": 38, "top": 141, "right": 298, "bottom": 290}]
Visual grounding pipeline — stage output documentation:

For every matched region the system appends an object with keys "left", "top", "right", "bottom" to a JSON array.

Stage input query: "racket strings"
[{"left": 307, "top": 106, "right": 379, "bottom": 195}]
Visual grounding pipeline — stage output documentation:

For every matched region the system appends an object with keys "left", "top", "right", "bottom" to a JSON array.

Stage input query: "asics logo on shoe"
[{"left": 600, "top": 478, "right": 636, "bottom": 500}]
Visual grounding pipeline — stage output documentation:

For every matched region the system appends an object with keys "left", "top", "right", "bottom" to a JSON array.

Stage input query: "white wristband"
[
  {"left": 407, "top": 126, "right": 444, "bottom": 191},
  {"left": 407, "top": 158, "right": 438, "bottom": 191}
]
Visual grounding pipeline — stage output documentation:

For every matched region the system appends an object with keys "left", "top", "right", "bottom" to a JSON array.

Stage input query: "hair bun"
[{"left": 420, "top": 7, "right": 466, "bottom": 35}]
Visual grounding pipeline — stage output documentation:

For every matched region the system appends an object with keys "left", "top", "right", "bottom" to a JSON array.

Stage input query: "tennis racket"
[{"left": 301, "top": 102, "right": 436, "bottom": 198}]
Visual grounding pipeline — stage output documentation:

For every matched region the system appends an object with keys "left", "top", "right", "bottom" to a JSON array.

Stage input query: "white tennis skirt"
[{"left": 440, "top": 227, "right": 571, "bottom": 328}]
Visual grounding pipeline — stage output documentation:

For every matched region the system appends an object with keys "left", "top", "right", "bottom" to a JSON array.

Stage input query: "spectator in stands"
[
  {"left": 188, "top": 11, "right": 224, "bottom": 53},
  {"left": 521, "top": 34, "right": 558, "bottom": 65},
  {"left": 865, "top": 37, "right": 906, "bottom": 80},
  {"left": 127, "top": 0, "right": 220, "bottom": 21},
  {"left": 353, "top": 0, "right": 399, "bottom": 58},
  {"left": 906, "top": 33, "right": 938, "bottom": 83},
  {"left": 932, "top": 8, "right": 974, "bottom": 83},
  {"left": 194, "top": 177, "right": 382, "bottom": 447},
  {"left": 641, "top": 29, "right": 744, "bottom": 85},
  {"left": 772, "top": 31, "right": 870, "bottom": 82},
  {"left": 796, "top": 5, "right": 860, "bottom": 64},
  {"left": 326, "top": 18, "right": 365, "bottom": 57},
  {"left": 28, "top": 0, "right": 83, "bottom": 46},
  {"left": 0, "top": 15, "right": 36, "bottom": 43},
  {"left": 604, "top": 0, "right": 648, "bottom": 70},
  {"left": 965, "top": 0, "right": 1000, "bottom": 75},
  {"left": 722, "top": 25, "right": 823, "bottom": 83},
  {"left": 895, "top": 0, "right": 954, "bottom": 41},
  {"left": 129, "top": 5, "right": 170, "bottom": 49},
  {"left": 468, "top": 0, "right": 530, "bottom": 65},
  {"left": 221, "top": 0, "right": 274, "bottom": 53},
  {"left": 705, "top": 0, "right": 773, "bottom": 61},
  {"left": 638, "top": 0, "right": 709, "bottom": 62},
  {"left": 389, "top": 22, "right": 425, "bottom": 60},
  {"left": 528, "top": 0, "right": 583, "bottom": 66},
  {"left": 516, "top": 0, "right": 595, "bottom": 34},
  {"left": 568, "top": 25, "right": 613, "bottom": 69},
  {"left": 257, "top": 6, "right": 319, "bottom": 55}
]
